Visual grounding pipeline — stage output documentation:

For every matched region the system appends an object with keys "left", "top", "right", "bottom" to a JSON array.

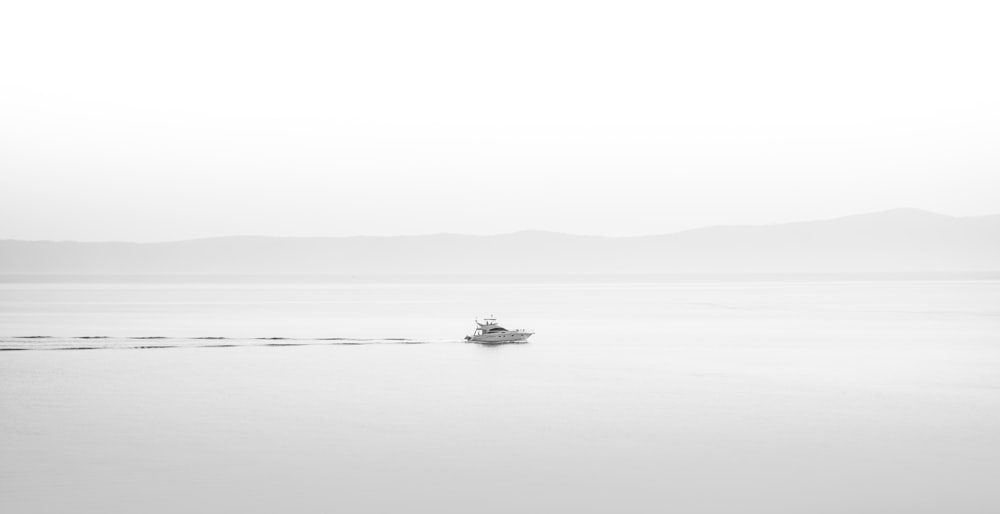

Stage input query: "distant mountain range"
[{"left": 2, "top": 209, "right": 998, "bottom": 273}]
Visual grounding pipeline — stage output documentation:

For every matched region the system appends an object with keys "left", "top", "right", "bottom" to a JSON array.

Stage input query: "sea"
[{"left": 1, "top": 274, "right": 999, "bottom": 513}]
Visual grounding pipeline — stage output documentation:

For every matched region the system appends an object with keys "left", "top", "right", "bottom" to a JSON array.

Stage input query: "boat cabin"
[{"left": 475, "top": 318, "right": 509, "bottom": 334}]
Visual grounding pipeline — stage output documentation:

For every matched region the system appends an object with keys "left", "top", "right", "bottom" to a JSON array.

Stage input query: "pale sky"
[{"left": 2, "top": 0, "right": 998, "bottom": 241}]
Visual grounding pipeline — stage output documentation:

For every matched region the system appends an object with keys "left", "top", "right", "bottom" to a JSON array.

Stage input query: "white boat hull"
[{"left": 466, "top": 331, "right": 533, "bottom": 343}]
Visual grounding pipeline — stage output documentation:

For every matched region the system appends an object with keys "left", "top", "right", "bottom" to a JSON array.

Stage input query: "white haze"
[{"left": 2, "top": 0, "right": 999, "bottom": 241}]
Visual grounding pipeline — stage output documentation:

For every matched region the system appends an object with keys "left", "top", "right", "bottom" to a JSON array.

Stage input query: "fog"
[
  {"left": 2, "top": 3, "right": 998, "bottom": 512},
  {"left": 2, "top": 0, "right": 999, "bottom": 240}
]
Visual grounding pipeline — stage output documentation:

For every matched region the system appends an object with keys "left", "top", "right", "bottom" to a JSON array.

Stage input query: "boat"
[{"left": 464, "top": 317, "right": 533, "bottom": 343}]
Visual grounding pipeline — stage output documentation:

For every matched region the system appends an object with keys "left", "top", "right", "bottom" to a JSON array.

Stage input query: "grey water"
[{"left": 2, "top": 275, "right": 999, "bottom": 513}]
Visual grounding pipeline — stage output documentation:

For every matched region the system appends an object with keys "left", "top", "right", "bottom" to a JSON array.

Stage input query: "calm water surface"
[{"left": 2, "top": 277, "right": 999, "bottom": 513}]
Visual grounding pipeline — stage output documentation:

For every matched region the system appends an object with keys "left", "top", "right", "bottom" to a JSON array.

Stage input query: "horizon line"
[{"left": 3, "top": 207, "right": 996, "bottom": 245}]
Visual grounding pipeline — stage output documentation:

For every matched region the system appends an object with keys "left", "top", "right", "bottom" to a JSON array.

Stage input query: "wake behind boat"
[{"left": 464, "top": 317, "right": 533, "bottom": 343}]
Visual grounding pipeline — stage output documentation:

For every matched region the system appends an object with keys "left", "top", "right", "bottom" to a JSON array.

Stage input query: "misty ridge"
[{"left": 2, "top": 208, "right": 998, "bottom": 274}]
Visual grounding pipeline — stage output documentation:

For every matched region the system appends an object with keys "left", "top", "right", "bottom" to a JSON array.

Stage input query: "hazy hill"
[{"left": 2, "top": 209, "right": 998, "bottom": 273}]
